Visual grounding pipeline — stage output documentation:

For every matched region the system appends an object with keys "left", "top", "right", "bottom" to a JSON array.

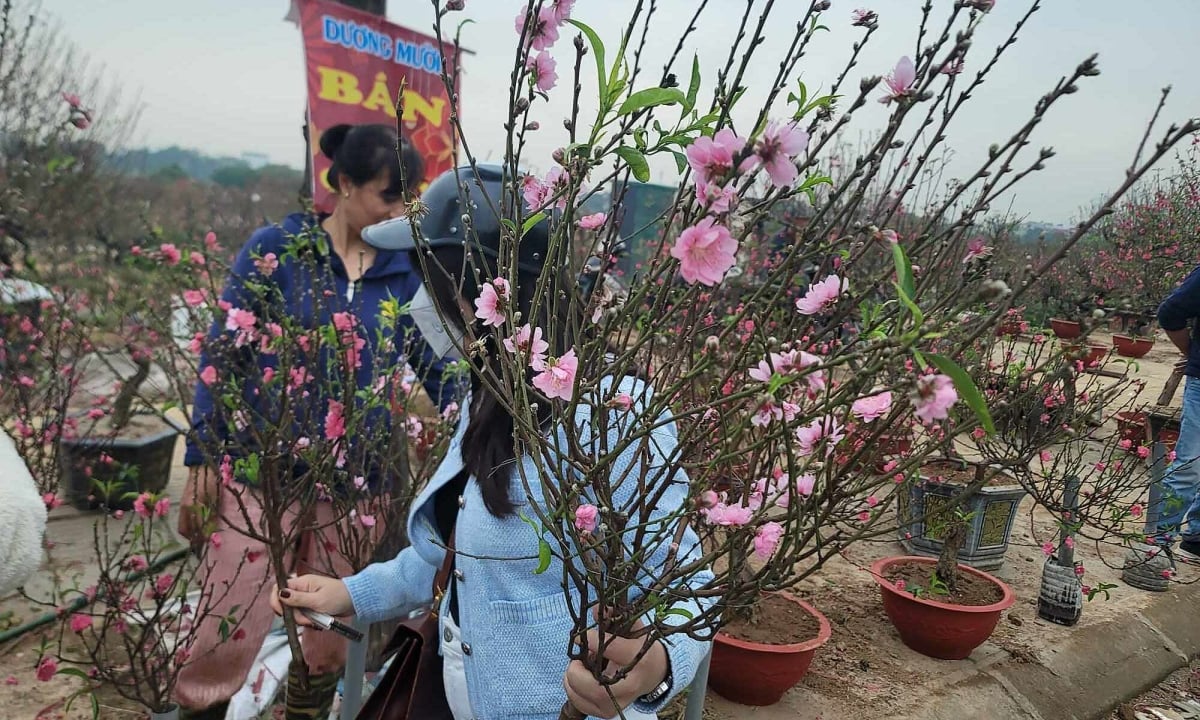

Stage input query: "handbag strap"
[{"left": 430, "top": 532, "right": 455, "bottom": 617}]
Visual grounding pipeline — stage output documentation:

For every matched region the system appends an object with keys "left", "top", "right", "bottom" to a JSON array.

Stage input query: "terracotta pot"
[
  {"left": 1064, "top": 342, "right": 1107, "bottom": 367},
  {"left": 871, "top": 556, "right": 1015, "bottom": 660},
  {"left": 709, "top": 595, "right": 832, "bottom": 706},
  {"left": 1049, "top": 318, "right": 1081, "bottom": 340},
  {"left": 1115, "top": 410, "right": 1148, "bottom": 444},
  {"left": 1112, "top": 334, "right": 1154, "bottom": 359}
]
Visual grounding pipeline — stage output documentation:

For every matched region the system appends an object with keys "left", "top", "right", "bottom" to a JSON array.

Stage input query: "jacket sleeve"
[
  {"left": 342, "top": 539, "right": 440, "bottom": 624},
  {"left": 0, "top": 430, "right": 46, "bottom": 595},
  {"left": 1157, "top": 264, "right": 1200, "bottom": 332},
  {"left": 184, "top": 229, "right": 278, "bottom": 467},
  {"left": 584, "top": 382, "right": 715, "bottom": 714}
]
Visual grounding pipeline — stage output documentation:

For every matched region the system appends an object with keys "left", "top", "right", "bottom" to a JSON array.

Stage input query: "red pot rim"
[
  {"left": 716, "top": 593, "right": 832, "bottom": 654},
  {"left": 1049, "top": 318, "right": 1079, "bottom": 325},
  {"left": 869, "top": 556, "right": 1016, "bottom": 614}
]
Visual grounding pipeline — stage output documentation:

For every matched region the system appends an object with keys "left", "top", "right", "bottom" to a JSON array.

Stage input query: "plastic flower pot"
[
  {"left": 1112, "top": 334, "right": 1154, "bottom": 358},
  {"left": 871, "top": 556, "right": 1015, "bottom": 660},
  {"left": 59, "top": 425, "right": 179, "bottom": 510},
  {"left": 1049, "top": 318, "right": 1081, "bottom": 340},
  {"left": 709, "top": 594, "right": 832, "bottom": 706}
]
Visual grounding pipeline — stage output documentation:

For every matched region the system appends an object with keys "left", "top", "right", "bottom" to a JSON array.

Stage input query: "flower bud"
[
  {"left": 444, "top": 0, "right": 465, "bottom": 10},
  {"left": 525, "top": 121, "right": 540, "bottom": 131},
  {"left": 552, "top": 147, "right": 566, "bottom": 165},
  {"left": 705, "top": 335, "right": 720, "bottom": 351}
]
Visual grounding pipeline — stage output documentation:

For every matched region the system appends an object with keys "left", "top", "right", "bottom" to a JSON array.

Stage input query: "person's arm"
[
  {"left": 180, "top": 228, "right": 279, "bottom": 539},
  {"left": 0, "top": 430, "right": 46, "bottom": 595},
  {"left": 1157, "top": 264, "right": 1200, "bottom": 355},
  {"left": 273, "top": 541, "right": 439, "bottom": 625},
  {"left": 1166, "top": 328, "right": 1191, "bottom": 355}
]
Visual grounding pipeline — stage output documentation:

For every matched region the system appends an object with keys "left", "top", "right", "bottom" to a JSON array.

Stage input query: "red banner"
[{"left": 297, "top": 0, "right": 459, "bottom": 211}]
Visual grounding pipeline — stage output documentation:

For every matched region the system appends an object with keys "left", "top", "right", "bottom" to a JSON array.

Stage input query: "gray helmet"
[{"left": 362, "top": 164, "right": 552, "bottom": 273}]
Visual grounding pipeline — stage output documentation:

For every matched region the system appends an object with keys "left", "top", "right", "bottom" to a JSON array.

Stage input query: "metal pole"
[
  {"left": 339, "top": 618, "right": 369, "bottom": 720},
  {"left": 683, "top": 650, "right": 711, "bottom": 720}
]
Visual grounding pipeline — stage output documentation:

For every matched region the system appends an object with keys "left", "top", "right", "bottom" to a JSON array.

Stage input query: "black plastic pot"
[{"left": 59, "top": 426, "right": 179, "bottom": 510}]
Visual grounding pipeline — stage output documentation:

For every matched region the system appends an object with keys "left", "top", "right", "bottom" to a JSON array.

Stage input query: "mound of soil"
[
  {"left": 720, "top": 593, "right": 822, "bottom": 645},
  {"left": 885, "top": 561, "right": 1005, "bottom": 607}
]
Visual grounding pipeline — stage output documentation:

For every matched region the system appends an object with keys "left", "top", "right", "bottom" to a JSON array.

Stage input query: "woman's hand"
[
  {"left": 269, "top": 575, "right": 354, "bottom": 626},
  {"left": 178, "top": 467, "right": 219, "bottom": 547},
  {"left": 562, "top": 618, "right": 670, "bottom": 718}
]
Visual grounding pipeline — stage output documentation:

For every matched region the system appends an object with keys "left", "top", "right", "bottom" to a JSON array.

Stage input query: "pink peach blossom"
[
  {"left": 577, "top": 212, "right": 607, "bottom": 230},
  {"left": 533, "top": 348, "right": 579, "bottom": 401},
  {"left": 796, "top": 416, "right": 845, "bottom": 456},
  {"left": 503, "top": 323, "right": 549, "bottom": 370},
  {"left": 574, "top": 503, "right": 599, "bottom": 534},
  {"left": 69, "top": 614, "right": 92, "bottom": 633},
  {"left": 324, "top": 400, "right": 346, "bottom": 440},
  {"left": 879, "top": 55, "right": 916, "bottom": 104},
  {"left": 516, "top": 5, "right": 560, "bottom": 51},
  {"left": 160, "top": 243, "right": 182, "bottom": 265},
  {"left": 912, "top": 373, "right": 957, "bottom": 423},
  {"left": 695, "top": 181, "right": 738, "bottom": 214},
  {"left": 851, "top": 391, "right": 893, "bottom": 422},
  {"left": 254, "top": 252, "right": 279, "bottom": 276},
  {"left": 36, "top": 658, "right": 56, "bottom": 682},
  {"left": 745, "top": 121, "right": 809, "bottom": 188},
  {"left": 962, "top": 237, "right": 992, "bottom": 264},
  {"left": 795, "top": 274, "right": 847, "bottom": 315},
  {"left": 474, "top": 278, "right": 510, "bottom": 327},
  {"left": 527, "top": 51, "right": 558, "bottom": 91},
  {"left": 183, "top": 289, "right": 205, "bottom": 307},
  {"left": 753, "top": 521, "right": 785, "bottom": 559},
  {"left": 671, "top": 217, "right": 738, "bottom": 286},
  {"left": 686, "top": 128, "right": 745, "bottom": 185}
]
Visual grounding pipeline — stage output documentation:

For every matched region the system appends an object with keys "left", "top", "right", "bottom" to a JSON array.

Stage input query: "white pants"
[{"left": 439, "top": 612, "right": 657, "bottom": 720}]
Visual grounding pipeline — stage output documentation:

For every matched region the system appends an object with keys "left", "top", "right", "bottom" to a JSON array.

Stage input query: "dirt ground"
[{"left": 0, "top": 328, "right": 1191, "bottom": 720}]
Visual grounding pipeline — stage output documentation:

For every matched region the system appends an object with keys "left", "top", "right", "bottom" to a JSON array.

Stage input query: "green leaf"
[
  {"left": 617, "top": 87, "right": 685, "bottom": 116},
  {"left": 518, "top": 511, "right": 552, "bottom": 574},
  {"left": 671, "top": 150, "right": 688, "bottom": 174},
  {"left": 56, "top": 667, "right": 92, "bottom": 681},
  {"left": 568, "top": 20, "right": 608, "bottom": 103},
  {"left": 894, "top": 282, "right": 924, "bottom": 327},
  {"left": 891, "top": 242, "right": 916, "bottom": 300},
  {"left": 926, "top": 353, "right": 995, "bottom": 435},
  {"left": 521, "top": 211, "right": 547, "bottom": 237},
  {"left": 615, "top": 146, "right": 651, "bottom": 182},
  {"left": 534, "top": 538, "right": 552, "bottom": 574},
  {"left": 685, "top": 55, "right": 701, "bottom": 113},
  {"left": 661, "top": 607, "right": 695, "bottom": 620}
]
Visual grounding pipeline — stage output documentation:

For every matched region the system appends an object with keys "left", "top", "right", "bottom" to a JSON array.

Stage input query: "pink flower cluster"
[
  {"left": 515, "top": 1, "right": 573, "bottom": 91},
  {"left": 672, "top": 120, "right": 808, "bottom": 287}
]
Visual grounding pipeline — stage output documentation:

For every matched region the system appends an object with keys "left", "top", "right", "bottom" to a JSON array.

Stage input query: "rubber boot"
[{"left": 285, "top": 658, "right": 341, "bottom": 720}]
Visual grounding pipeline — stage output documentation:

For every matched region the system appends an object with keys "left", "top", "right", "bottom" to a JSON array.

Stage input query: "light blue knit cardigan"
[{"left": 344, "top": 376, "right": 715, "bottom": 719}]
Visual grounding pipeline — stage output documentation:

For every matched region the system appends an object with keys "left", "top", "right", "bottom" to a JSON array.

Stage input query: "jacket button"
[
  {"left": 444, "top": 627, "right": 453, "bottom": 642},
  {"left": 461, "top": 642, "right": 472, "bottom": 656},
  {"left": 453, "top": 568, "right": 465, "bottom": 581},
  {"left": 457, "top": 495, "right": 465, "bottom": 508}
]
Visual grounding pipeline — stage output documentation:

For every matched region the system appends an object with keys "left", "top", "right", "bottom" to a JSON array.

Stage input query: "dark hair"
[
  {"left": 412, "top": 244, "right": 577, "bottom": 517},
  {"left": 319, "top": 123, "right": 424, "bottom": 201}
]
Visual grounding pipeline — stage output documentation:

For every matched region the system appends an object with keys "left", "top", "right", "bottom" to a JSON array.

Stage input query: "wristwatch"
[{"left": 638, "top": 669, "right": 673, "bottom": 705}]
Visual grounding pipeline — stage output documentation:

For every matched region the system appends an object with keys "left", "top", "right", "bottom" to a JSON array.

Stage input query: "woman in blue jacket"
[
  {"left": 176, "top": 125, "right": 460, "bottom": 719},
  {"left": 271, "top": 165, "right": 713, "bottom": 720}
]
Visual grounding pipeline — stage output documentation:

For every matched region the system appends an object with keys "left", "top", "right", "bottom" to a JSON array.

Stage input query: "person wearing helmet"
[
  {"left": 176, "top": 125, "right": 462, "bottom": 720},
  {"left": 272, "top": 164, "right": 713, "bottom": 720}
]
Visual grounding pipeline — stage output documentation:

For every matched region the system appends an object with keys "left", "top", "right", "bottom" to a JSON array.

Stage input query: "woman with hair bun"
[{"left": 175, "top": 124, "right": 460, "bottom": 720}]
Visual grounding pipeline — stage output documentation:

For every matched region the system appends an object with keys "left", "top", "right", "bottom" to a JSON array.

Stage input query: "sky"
[{"left": 43, "top": 0, "right": 1200, "bottom": 224}]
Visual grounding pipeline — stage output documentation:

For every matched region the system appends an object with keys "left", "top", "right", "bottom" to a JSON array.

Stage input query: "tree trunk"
[
  {"left": 111, "top": 354, "right": 151, "bottom": 430},
  {"left": 935, "top": 519, "right": 967, "bottom": 594}
]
